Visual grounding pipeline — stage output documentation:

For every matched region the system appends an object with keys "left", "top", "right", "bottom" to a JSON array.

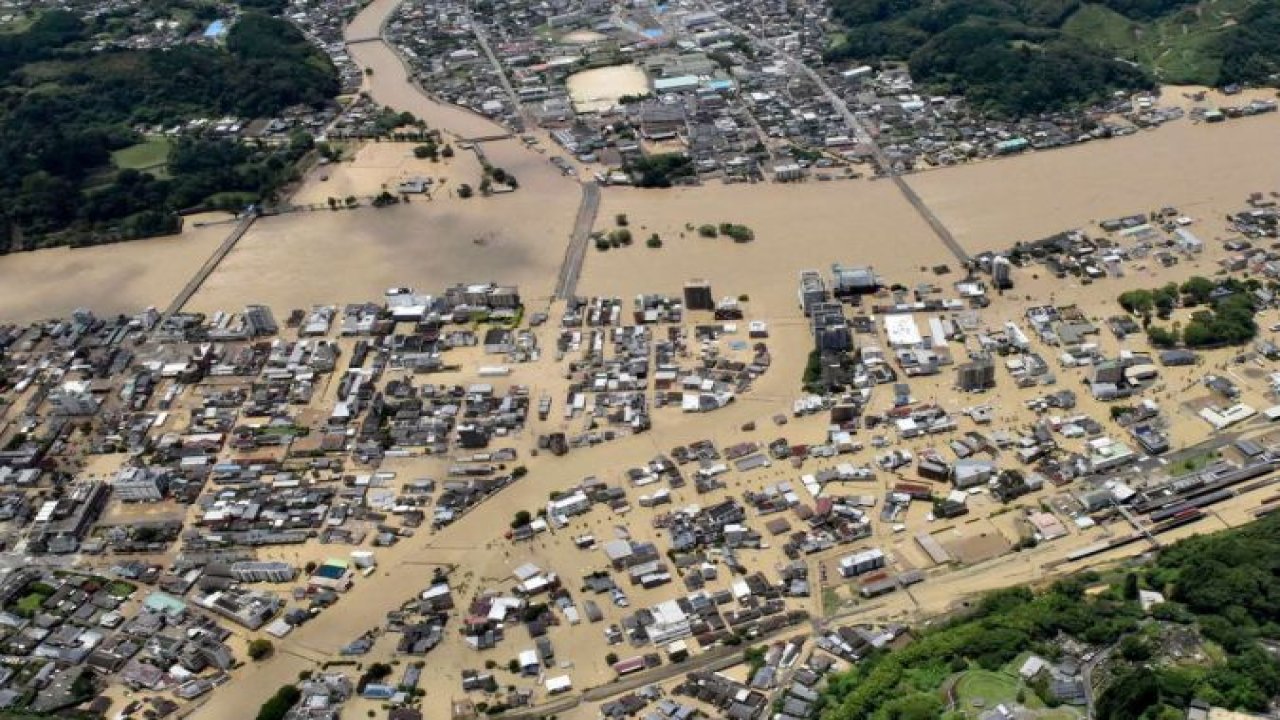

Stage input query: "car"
[{"left": 611, "top": 589, "right": 629, "bottom": 607}]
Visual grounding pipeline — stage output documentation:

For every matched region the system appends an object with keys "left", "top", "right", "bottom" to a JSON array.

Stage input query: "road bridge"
[
  {"left": 708, "top": 5, "right": 970, "bottom": 265},
  {"left": 554, "top": 181, "right": 601, "bottom": 300},
  {"left": 159, "top": 212, "right": 258, "bottom": 324}
]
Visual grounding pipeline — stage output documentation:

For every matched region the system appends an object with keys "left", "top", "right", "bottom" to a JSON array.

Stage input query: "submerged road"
[
  {"left": 555, "top": 181, "right": 601, "bottom": 301},
  {"left": 709, "top": 6, "right": 970, "bottom": 265}
]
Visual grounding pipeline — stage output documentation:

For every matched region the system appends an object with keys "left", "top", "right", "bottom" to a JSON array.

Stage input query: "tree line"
[{"left": 1118, "top": 276, "right": 1260, "bottom": 348}]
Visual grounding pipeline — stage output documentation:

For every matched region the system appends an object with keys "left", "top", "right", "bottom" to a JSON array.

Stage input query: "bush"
[
  {"left": 802, "top": 350, "right": 822, "bottom": 388},
  {"left": 606, "top": 652, "right": 619, "bottom": 665},
  {"left": 356, "top": 662, "right": 393, "bottom": 693},
  {"left": 255, "top": 685, "right": 301, "bottom": 720},
  {"left": 457, "top": 184, "right": 473, "bottom": 199},
  {"left": 248, "top": 638, "right": 274, "bottom": 661},
  {"left": 646, "top": 233, "right": 662, "bottom": 248},
  {"left": 511, "top": 510, "right": 532, "bottom": 528},
  {"left": 697, "top": 224, "right": 718, "bottom": 238},
  {"left": 718, "top": 223, "right": 755, "bottom": 242},
  {"left": 1146, "top": 325, "right": 1179, "bottom": 348},
  {"left": 615, "top": 213, "right": 629, "bottom": 226}
]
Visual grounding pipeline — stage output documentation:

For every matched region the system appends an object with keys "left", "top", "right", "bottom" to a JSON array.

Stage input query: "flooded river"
[{"left": 344, "top": 0, "right": 507, "bottom": 139}]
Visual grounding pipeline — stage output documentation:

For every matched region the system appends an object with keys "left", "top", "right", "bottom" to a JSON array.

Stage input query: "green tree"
[
  {"left": 1118, "top": 289, "right": 1155, "bottom": 315},
  {"left": 873, "top": 692, "right": 944, "bottom": 720},
  {"left": 1180, "top": 276, "right": 1215, "bottom": 305},
  {"left": 248, "top": 638, "right": 274, "bottom": 661},
  {"left": 255, "top": 685, "right": 301, "bottom": 720},
  {"left": 1123, "top": 572, "right": 1140, "bottom": 600}
]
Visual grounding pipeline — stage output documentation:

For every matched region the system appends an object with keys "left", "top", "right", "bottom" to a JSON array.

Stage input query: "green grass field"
[
  {"left": 14, "top": 592, "right": 47, "bottom": 617},
  {"left": 1169, "top": 449, "right": 1220, "bottom": 475},
  {"left": 111, "top": 137, "right": 172, "bottom": 177},
  {"left": 1062, "top": 0, "right": 1251, "bottom": 85},
  {"left": 955, "top": 669, "right": 1023, "bottom": 709},
  {"left": 950, "top": 668, "right": 1086, "bottom": 718},
  {"left": 106, "top": 580, "right": 136, "bottom": 598}
]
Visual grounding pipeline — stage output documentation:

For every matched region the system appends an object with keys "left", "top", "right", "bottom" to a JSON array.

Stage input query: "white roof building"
[{"left": 884, "top": 315, "right": 922, "bottom": 347}]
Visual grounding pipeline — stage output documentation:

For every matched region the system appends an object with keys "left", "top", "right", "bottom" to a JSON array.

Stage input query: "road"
[
  {"left": 159, "top": 212, "right": 258, "bottom": 323},
  {"left": 466, "top": 12, "right": 533, "bottom": 131},
  {"left": 708, "top": 6, "right": 971, "bottom": 265},
  {"left": 554, "top": 181, "right": 601, "bottom": 300},
  {"left": 1082, "top": 643, "right": 1115, "bottom": 718}
]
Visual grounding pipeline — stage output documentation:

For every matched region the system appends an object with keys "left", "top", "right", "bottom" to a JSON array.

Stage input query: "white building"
[
  {"left": 884, "top": 315, "right": 923, "bottom": 347},
  {"left": 838, "top": 548, "right": 885, "bottom": 577},
  {"left": 48, "top": 381, "right": 99, "bottom": 416},
  {"left": 229, "top": 561, "right": 297, "bottom": 583}
]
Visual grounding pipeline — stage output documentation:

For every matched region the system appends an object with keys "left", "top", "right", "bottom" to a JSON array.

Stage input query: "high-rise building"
[
  {"left": 991, "top": 255, "right": 1014, "bottom": 290},
  {"left": 798, "top": 271, "right": 828, "bottom": 316},
  {"left": 243, "top": 305, "right": 278, "bottom": 337}
]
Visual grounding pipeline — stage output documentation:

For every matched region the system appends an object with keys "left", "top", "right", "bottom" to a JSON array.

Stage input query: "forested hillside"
[
  {"left": 827, "top": 0, "right": 1280, "bottom": 115},
  {"left": 818, "top": 513, "right": 1280, "bottom": 719},
  {"left": 0, "top": 10, "right": 338, "bottom": 252}
]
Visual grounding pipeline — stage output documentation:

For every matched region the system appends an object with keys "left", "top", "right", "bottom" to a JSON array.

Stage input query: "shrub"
[
  {"left": 255, "top": 685, "right": 301, "bottom": 720},
  {"left": 248, "top": 638, "right": 274, "bottom": 661}
]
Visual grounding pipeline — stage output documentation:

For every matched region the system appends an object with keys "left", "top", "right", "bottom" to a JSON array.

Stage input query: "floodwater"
[
  {"left": 566, "top": 64, "right": 650, "bottom": 114},
  {"left": 579, "top": 180, "right": 944, "bottom": 317},
  {"left": 909, "top": 110, "right": 1280, "bottom": 253},
  {"left": 0, "top": 215, "right": 230, "bottom": 323},
  {"left": 188, "top": 165, "right": 578, "bottom": 313}
]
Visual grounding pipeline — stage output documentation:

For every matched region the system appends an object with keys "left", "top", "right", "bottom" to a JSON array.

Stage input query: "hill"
[
  {"left": 0, "top": 10, "right": 338, "bottom": 253},
  {"left": 818, "top": 511, "right": 1280, "bottom": 719},
  {"left": 826, "top": 0, "right": 1280, "bottom": 115}
]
